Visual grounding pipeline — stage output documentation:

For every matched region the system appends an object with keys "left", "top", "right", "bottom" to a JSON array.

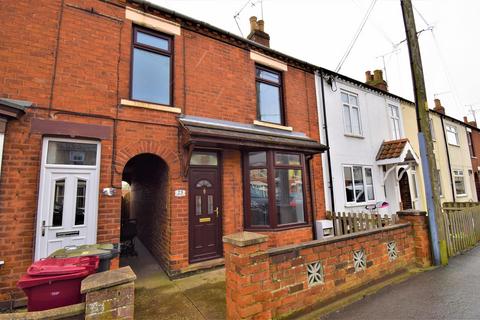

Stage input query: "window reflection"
[
  {"left": 249, "top": 169, "right": 269, "bottom": 226},
  {"left": 75, "top": 179, "right": 86, "bottom": 225},
  {"left": 52, "top": 180, "right": 65, "bottom": 227},
  {"left": 276, "top": 169, "right": 305, "bottom": 225}
]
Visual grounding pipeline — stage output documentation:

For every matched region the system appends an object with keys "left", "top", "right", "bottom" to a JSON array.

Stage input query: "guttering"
[{"left": 440, "top": 115, "right": 456, "bottom": 202}]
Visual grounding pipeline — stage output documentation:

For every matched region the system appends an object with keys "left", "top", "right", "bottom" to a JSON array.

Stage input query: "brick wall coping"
[
  {"left": 267, "top": 223, "right": 411, "bottom": 257},
  {"left": 0, "top": 303, "right": 85, "bottom": 320},
  {"left": 223, "top": 231, "right": 268, "bottom": 247},
  {"left": 397, "top": 210, "right": 427, "bottom": 216},
  {"left": 81, "top": 266, "right": 136, "bottom": 294}
]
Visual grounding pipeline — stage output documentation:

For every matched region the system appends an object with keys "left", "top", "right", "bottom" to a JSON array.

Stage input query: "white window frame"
[
  {"left": 453, "top": 169, "right": 467, "bottom": 197},
  {"left": 429, "top": 118, "right": 436, "bottom": 141},
  {"left": 341, "top": 91, "right": 362, "bottom": 137},
  {"left": 388, "top": 104, "right": 401, "bottom": 140},
  {"left": 446, "top": 124, "right": 459, "bottom": 146},
  {"left": 410, "top": 170, "right": 419, "bottom": 200},
  {"left": 343, "top": 165, "right": 375, "bottom": 205},
  {"left": 436, "top": 169, "right": 443, "bottom": 197}
]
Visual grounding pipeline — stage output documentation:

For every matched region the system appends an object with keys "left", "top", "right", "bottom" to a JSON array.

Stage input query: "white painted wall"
[{"left": 316, "top": 74, "right": 419, "bottom": 215}]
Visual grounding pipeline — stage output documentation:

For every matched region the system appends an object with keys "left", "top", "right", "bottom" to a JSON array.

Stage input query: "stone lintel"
[
  {"left": 81, "top": 266, "right": 136, "bottom": 294},
  {"left": 223, "top": 231, "right": 267, "bottom": 247}
]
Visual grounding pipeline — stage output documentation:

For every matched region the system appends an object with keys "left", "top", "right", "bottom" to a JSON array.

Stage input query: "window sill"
[
  {"left": 344, "top": 133, "right": 364, "bottom": 139},
  {"left": 121, "top": 99, "right": 181, "bottom": 114},
  {"left": 253, "top": 120, "right": 293, "bottom": 132},
  {"left": 456, "top": 194, "right": 468, "bottom": 198},
  {"left": 244, "top": 223, "right": 310, "bottom": 232},
  {"left": 344, "top": 201, "right": 376, "bottom": 208},
  {"left": 448, "top": 143, "right": 460, "bottom": 147}
]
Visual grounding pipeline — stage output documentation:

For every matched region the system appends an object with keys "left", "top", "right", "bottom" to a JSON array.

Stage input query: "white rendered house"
[{"left": 316, "top": 70, "right": 422, "bottom": 215}]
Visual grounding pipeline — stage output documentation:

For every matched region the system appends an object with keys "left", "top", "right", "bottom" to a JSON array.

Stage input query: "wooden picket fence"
[
  {"left": 442, "top": 203, "right": 480, "bottom": 257},
  {"left": 326, "top": 211, "right": 399, "bottom": 236}
]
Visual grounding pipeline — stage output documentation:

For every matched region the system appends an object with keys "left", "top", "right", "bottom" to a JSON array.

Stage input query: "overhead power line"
[{"left": 335, "top": 0, "right": 378, "bottom": 73}]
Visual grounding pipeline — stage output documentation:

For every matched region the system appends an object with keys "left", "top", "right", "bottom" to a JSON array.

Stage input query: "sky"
[{"left": 151, "top": 0, "right": 480, "bottom": 122}]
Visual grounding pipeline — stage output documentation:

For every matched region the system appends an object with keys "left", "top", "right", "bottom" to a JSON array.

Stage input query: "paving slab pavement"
[
  {"left": 306, "top": 245, "right": 480, "bottom": 320},
  {"left": 121, "top": 239, "right": 226, "bottom": 320}
]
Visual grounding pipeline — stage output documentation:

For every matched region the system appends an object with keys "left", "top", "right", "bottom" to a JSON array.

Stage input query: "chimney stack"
[
  {"left": 365, "top": 69, "right": 388, "bottom": 92},
  {"left": 463, "top": 116, "right": 477, "bottom": 128},
  {"left": 433, "top": 98, "right": 445, "bottom": 114},
  {"left": 247, "top": 16, "right": 270, "bottom": 47}
]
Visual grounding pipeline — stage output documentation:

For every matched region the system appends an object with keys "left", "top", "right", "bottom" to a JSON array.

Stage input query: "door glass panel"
[
  {"left": 47, "top": 142, "right": 97, "bottom": 165},
  {"left": 207, "top": 195, "right": 214, "bottom": 215},
  {"left": 52, "top": 179, "right": 65, "bottom": 227},
  {"left": 75, "top": 179, "right": 87, "bottom": 225},
  {"left": 249, "top": 169, "right": 269, "bottom": 226},
  {"left": 195, "top": 196, "right": 202, "bottom": 215},
  {"left": 196, "top": 179, "right": 212, "bottom": 188},
  {"left": 190, "top": 152, "right": 218, "bottom": 166}
]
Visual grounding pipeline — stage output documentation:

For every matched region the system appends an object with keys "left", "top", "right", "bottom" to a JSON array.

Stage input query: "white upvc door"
[{"left": 35, "top": 138, "right": 100, "bottom": 260}]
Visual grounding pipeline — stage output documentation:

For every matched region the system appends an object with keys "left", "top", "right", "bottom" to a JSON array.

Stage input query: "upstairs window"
[
  {"left": 388, "top": 104, "right": 401, "bottom": 139},
  {"left": 255, "top": 66, "right": 284, "bottom": 125},
  {"left": 244, "top": 151, "right": 307, "bottom": 229},
  {"left": 131, "top": 27, "right": 172, "bottom": 105},
  {"left": 467, "top": 131, "right": 475, "bottom": 157},
  {"left": 341, "top": 91, "right": 362, "bottom": 136},
  {"left": 445, "top": 124, "right": 459, "bottom": 146}
]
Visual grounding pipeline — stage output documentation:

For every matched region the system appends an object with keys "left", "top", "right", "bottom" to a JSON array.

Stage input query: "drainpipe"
[
  {"left": 316, "top": 70, "right": 335, "bottom": 213},
  {"left": 440, "top": 116, "right": 456, "bottom": 202}
]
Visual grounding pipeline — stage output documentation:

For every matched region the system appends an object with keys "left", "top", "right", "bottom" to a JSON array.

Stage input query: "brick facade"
[
  {"left": 224, "top": 214, "right": 431, "bottom": 319},
  {"left": 0, "top": 0, "right": 326, "bottom": 300}
]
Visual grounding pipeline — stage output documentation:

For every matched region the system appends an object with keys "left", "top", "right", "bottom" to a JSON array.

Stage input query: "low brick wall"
[
  {"left": 224, "top": 212, "right": 431, "bottom": 319},
  {"left": 0, "top": 267, "right": 136, "bottom": 320}
]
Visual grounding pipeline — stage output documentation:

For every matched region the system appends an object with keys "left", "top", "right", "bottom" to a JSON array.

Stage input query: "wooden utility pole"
[{"left": 401, "top": 0, "right": 447, "bottom": 265}]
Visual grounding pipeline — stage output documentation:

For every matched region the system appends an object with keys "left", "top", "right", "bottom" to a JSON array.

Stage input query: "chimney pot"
[
  {"left": 365, "top": 71, "right": 371, "bottom": 82},
  {"left": 373, "top": 69, "right": 383, "bottom": 81},
  {"left": 464, "top": 116, "right": 469, "bottom": 123},
  {"left": 257, "top": 19, "right": 264, "bottom": 32},
  {"left": 249, "top": 16, "right": 258, "bottom": 32}
]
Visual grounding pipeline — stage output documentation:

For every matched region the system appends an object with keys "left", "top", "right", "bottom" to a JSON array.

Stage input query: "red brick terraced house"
[{"left": 0, "top": 0, "right": 327, "bottom": 303}]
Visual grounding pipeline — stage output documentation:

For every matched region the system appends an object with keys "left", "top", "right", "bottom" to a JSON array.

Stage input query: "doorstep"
[{"left": 175, "top": 258, "right": 225, "bottom": 278}]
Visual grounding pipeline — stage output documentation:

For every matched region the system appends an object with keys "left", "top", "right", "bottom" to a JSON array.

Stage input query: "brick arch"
[{"left": 115, "top": 139, "right": 179, "bottom": 174}]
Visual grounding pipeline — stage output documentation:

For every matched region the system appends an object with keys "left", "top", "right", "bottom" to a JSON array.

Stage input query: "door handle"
[
  {"left": 214, "top": 207, "right": 220, "bottom": 218},
  {"left": 41, "top": 220, "right": 53, "bottom": 237}
]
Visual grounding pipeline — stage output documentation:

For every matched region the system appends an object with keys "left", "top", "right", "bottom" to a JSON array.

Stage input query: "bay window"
[{"left": 245, "top": 151, "right": 307, "bottom": 229}]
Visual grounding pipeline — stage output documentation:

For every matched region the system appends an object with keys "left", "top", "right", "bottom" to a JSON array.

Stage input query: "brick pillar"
[
  {"left": 81, "top": 266, "right": 137, "bottom": 319},
  {"left": 223, "top": 232, "right": 271, "bottom": 320},
  {"left": 397, "top": 210, "right": 432, "bottom": 267}
]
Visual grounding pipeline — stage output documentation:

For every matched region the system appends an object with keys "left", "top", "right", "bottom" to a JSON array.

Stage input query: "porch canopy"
[
  {"left": 376, "top": 138, "right": 419, "bottom": 166},
  {"left": 179, "top": 115, "right": 327, "bottom": 154}
]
